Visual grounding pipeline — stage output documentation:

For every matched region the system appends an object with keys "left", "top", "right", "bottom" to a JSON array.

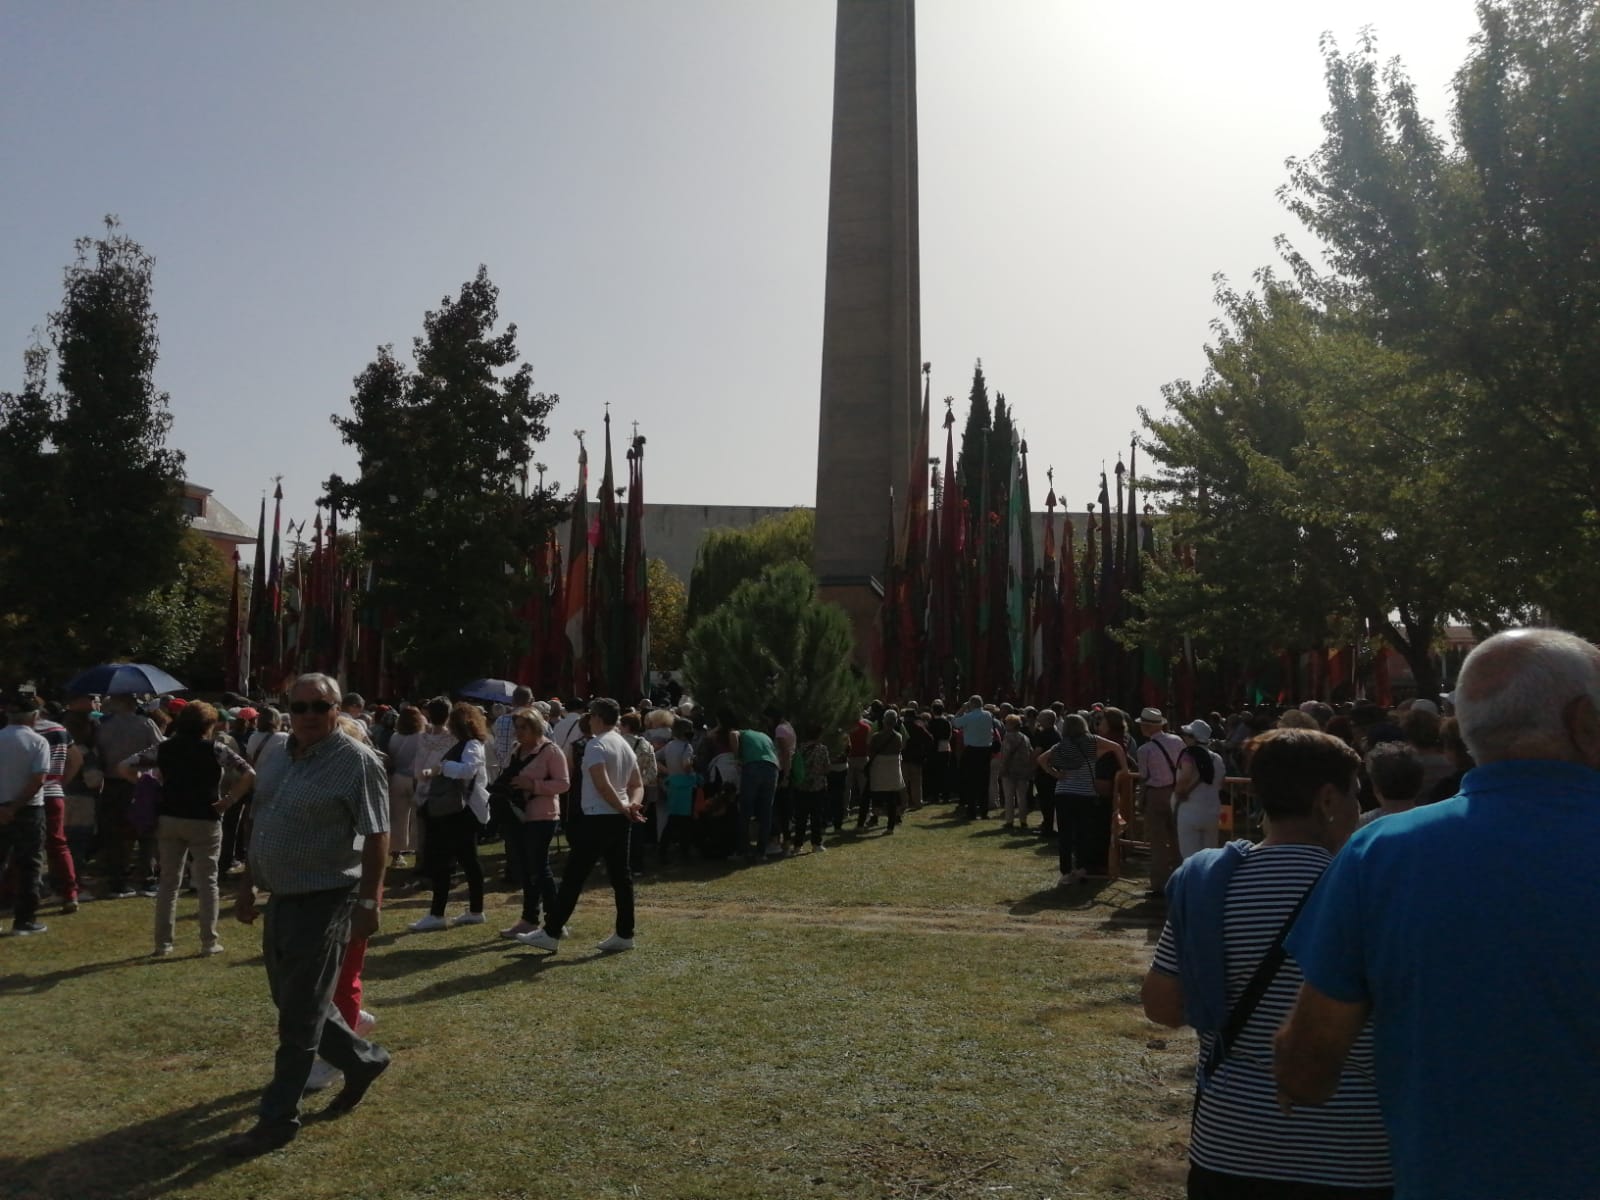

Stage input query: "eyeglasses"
[{"left": 289, "top": 700, "right": 335, "bottom": 715}]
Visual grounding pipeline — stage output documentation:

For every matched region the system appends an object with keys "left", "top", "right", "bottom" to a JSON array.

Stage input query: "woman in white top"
[
  {"left": 1173, "top": 720, "right": 1227, "bottom": 861},
  {"left": 408, "top": 702, "right": 491, "bottom": 931},
  {"left": 384, "top": 705, "right": 425, "bottom": 866}
]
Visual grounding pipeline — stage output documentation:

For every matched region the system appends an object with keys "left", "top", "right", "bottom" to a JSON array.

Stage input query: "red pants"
[
  {"left": 335, "top": 935, "right": 367, "bottom": 1026},
  {"left": 43, "top": 796, "right": 78, "bottom": 902}
]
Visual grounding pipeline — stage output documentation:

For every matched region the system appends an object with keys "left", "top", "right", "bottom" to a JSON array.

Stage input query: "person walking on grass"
[
  {"left": 518, "top": 697, "right": 646, "bottom": 955},
  {"left": 228, "top": 673, "right": 390, "bottom": 1157},
  {"left": 409, "top": 703, "right": 490, "bottom": 932}
]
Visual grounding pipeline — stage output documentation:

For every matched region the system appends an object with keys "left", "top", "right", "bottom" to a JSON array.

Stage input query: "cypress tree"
[{"left": 955, "top": 360, "right": 991, "bottom": 516}]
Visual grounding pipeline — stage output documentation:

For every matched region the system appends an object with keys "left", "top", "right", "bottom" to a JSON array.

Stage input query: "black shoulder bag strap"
[{"left": 1195, "top": 873, "right": 1324, "bottom": 1109}]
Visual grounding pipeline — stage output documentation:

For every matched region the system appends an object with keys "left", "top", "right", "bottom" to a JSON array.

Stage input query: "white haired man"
[
  {"left": 227, "top": 674, "right": 391, "bottom": 1156},
  {"left": 1276, "top": 628, "right": 1600, "bottom": 1199}
]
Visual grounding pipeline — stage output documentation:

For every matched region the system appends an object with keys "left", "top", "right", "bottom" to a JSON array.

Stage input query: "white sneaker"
[
  {"left": 450, "top": 911, "right": 486, "bottom": 926},
  {"left": 1058, "top": 873, "right": 1075, "bottom": 888},
  {"left": 303, "top": 1058, "right": 342, "bottom": 1092},
  {"left": 408, "top": 914, "right": 447, "bottom": 932},
  {"left": 596, "top": 934, "right": 635, "bottom": 953},
  {"left": 201, "top": 942, "right": 225, "bottom": 956},
  {"left": 515, "top": 928, "right": 561, "bottom": 952},
  {"left": 355, "top": 1009, "right": 377, "bottom": 1036}
]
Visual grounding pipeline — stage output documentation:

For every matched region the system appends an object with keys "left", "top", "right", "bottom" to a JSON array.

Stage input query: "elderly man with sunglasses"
[{"left": 226, "top": 673, "right": 391, "bottom": 1157}]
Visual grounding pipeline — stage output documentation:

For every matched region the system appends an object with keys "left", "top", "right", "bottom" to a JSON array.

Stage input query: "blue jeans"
[
  {"left": 518, "top": 819, "right": 559, "bottom": 924},
  {"left": 737, "top": 761, "right": 779, "bottom": 858}
]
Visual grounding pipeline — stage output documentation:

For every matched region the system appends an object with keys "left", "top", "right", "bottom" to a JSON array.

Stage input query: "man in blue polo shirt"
[{"left": 1275, "top": 627, "right": 1600, "bottom": 1199}]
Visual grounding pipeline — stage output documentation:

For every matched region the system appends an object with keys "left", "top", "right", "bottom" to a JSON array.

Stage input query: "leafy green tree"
[
  {"left": 1281, "top": 2, "right": 1600, "bottom": 627},
  {"left": 324, "top": 267, "right": 562, "bottom": 693},
  {"left": 686, "top": 507, "right": 813, "bottom": 627},
  {"left": 646, "top": 557, "right": 688, "bottom": 670},
  {"left": 0, "top": 220, "right": 188, "bottom": 683},
  {"left": 1136, "top": 281, "right": 1496, "bottom": 699},
  {"left": 129, "top": 530, "right": 237, "bottom": 688},
  {"left": 683, "top": 561, "right": 867, "bottom": 734}
]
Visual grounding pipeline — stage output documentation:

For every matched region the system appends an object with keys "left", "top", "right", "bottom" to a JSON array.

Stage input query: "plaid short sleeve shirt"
[{"left": 249, "top": 729, "right": 389, "bottom": 896}]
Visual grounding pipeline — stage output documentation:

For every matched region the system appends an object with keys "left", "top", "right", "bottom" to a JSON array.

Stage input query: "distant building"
[{"left": 182, "top": 482, "right": 256, "bottom": 558}]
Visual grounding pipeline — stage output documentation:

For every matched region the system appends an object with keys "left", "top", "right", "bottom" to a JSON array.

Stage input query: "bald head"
[{"left": 1455, "top": 628, "right": 1600, "bottom": 764}]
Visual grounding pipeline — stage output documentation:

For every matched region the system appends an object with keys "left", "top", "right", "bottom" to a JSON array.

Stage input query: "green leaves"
[
  {"left": 0, "top": 220, "right": 189, "bottom": 684},
  {"left": 684, "top": 562, "right": 866, "bottom": 736},
  {"left": 325, "top": 267, "right": 561, "bottom": 693}
]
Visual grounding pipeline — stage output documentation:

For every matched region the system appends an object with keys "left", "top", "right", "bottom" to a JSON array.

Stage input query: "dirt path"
[{"left": 635, "top": 895, "right": 1161, "bottom": 945}]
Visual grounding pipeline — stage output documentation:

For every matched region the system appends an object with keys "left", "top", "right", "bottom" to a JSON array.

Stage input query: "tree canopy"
[
  {"left": 0, "top": 219, "right": 189, "bottom": 685},
  {"left": 684, "top": 561, "right": 866, "bottom": 735},
  {"left": 324, "top": 267, "right": 562, "bottom": 694},
  {"left": 686, "top": 507, "right": 813, "bottom": 628}
]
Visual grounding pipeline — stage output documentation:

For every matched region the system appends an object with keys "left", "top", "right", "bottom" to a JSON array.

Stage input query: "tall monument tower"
[{"left": 812, "top": 0, "right": 921, "bottom": 641}]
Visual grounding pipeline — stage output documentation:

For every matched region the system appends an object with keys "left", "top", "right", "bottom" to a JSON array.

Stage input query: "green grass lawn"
[{"left": 0, "top": 805, "right": 1195, "bottom": 1200}]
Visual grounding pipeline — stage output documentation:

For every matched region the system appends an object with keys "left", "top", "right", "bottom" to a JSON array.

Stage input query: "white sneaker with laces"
[
  {"left": 515, "top": 928, "right": 561, "bottom": 952},
  {"left": 408, "top": 914, "right": 447, "bottom": 932},
  {"left": 596, "top": 934, "right": 635, "bottom": 953},
  {"left": 450, "top": 911, "right": 486, "bottom": 926},
  {"left": 303, "top": 1058, "right": 342, "bottom": 1092}
]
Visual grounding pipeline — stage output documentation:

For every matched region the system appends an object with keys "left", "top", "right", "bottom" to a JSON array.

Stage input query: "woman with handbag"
[
  {"left": 861, "top": 709, "right": 906, "bottom": 834},
  {"left": 497, "top": 708, "right": 569, "bottom": 940},
  {"left": 1038, "top": 714, "right": 1127, "bottom": 886},
  {"left": 1141, "top": 728, "right": 1389, "bottom": 1199},
  {"left": 408, "top": 703, "right": 491, "bottom": 932}
]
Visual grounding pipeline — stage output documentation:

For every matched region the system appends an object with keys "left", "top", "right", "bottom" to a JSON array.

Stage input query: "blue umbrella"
[
  {"left": 64, "top": 663, "right": 188, "bottom": 697},
  {"left": 457, "top": 678, "right": 518, "bottom": 705}
]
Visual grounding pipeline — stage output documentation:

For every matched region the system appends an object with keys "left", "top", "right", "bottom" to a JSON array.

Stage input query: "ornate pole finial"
[{"left": 574, "top": 428, "right": 586, "bottom": 448}]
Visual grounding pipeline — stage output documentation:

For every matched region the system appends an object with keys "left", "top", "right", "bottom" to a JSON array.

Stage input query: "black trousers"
[
  {"left": 926, "top": 749, "right": 952, "bottom": 801},
  {"left": 826, "top": 771, "right": 847, "bottom": 831},
  {"left": 0, "top": 806, "right": 44, "bottom": 927},
  {"left": 543, "top": 812, "right": 633, "bottom": 939},
  {"left": 1187, "top": 1163, "right": 1392, "bottom": 1200},
  {"left": 792, "top": 788, "right": 828, "bottom": 846},
  {"left": 518, "top": 819, "right": 559, "bottom": 924},
  {"left": 423, "top": 808, "right": 484, "bottom": 917},
  {"left": 959, "top": 747, "right": 992, "bottom": 817}
]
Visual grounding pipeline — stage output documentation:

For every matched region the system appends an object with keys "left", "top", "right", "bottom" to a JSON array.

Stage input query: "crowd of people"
[{"left": 2, "top": 632, "right": 1595, "bottom": 1195}]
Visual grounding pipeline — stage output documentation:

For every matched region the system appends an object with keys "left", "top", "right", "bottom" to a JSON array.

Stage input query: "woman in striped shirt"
[{"left": 1141, "top": 728, "right": 1390, "bottom": 1199}]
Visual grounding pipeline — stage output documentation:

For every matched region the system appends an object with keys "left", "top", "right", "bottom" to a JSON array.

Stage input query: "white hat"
[
  {"left": 1179, "top": 719, "right": 1212, "bottom": 742},
  {"left": 1138, "top": 707, "right": 1165, "bottom": 725}
]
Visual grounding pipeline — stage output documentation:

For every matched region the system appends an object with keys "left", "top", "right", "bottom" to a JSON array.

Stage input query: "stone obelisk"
[{"left": 812, "top": 0, "right": 920, "bottom": 650}]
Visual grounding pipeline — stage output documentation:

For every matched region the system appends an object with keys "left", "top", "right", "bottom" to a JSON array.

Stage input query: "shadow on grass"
[
  {"left": 1007, "top": 880, "right": 1118, "bottom": 916},
  {"left": 0, "top": 953, "right": 152, "bottom": 996},
  {"left": 376, "top": 947, "right": 596, "bottom": 1006},
  {"left": 0, "top": 1087, "right": 258, "bottom": 1200}
]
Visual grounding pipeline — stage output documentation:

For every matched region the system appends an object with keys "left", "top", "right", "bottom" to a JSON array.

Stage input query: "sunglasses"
[{"left": 289, "top": 700, "right": 335, "bottom": 715}]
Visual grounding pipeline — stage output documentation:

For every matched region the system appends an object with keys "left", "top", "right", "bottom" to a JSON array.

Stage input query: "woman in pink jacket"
[{"left": 499, "top": 708, "right": 570, "bottom": 940}]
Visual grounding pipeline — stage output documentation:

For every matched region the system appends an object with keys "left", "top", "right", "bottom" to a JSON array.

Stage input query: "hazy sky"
[{"left": 3, "top": 1, "right": 1483, "bottom": 532}]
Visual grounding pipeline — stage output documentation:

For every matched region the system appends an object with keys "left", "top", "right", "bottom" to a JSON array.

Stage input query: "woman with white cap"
[{"left": 1174, "top": 720, "right": 1227, "bottom": 861}]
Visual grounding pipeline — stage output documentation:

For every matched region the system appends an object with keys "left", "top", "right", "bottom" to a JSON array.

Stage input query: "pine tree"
[
  {"left": 683, "top": 561, "right": 867, "bottom": 735},
  {"left": 955, "top": 360, "right": 991, "bottom": 517},
  {"left": 325, "top": 266, "right": 562, "bottom": 693},
  {"left": 686, "top": 507, "right": 813, "bottom": 627}
]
